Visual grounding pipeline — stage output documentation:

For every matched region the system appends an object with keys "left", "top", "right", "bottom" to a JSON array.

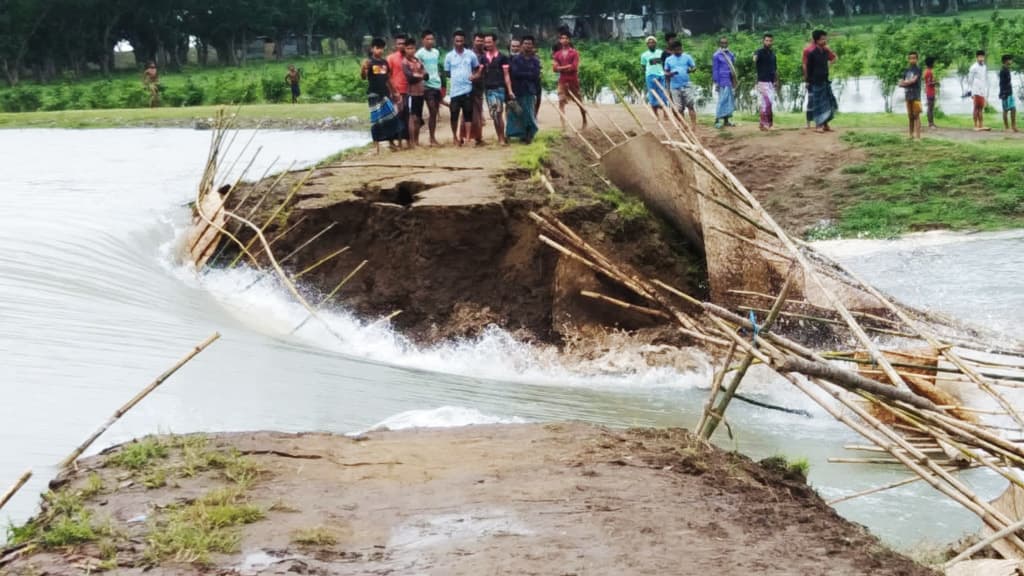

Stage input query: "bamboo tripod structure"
[{"left": 541, "top": 90, "right": 1024, "bottom": 564}]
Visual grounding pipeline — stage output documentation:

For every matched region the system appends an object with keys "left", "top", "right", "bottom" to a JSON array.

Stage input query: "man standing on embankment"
[
  {"left": 712, "top": 37, "right": 737, "bottom": 129},
  {"left": 753, "top": 34, "right": 778, "bottom": 131},
  {"left": 805, "top": 30, "right": 836, "bottom": 133}
]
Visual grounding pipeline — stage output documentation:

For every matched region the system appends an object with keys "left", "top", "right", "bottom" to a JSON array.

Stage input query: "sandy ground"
[{"left": 1, "top": 424, "right": 935, "bottom": 575}]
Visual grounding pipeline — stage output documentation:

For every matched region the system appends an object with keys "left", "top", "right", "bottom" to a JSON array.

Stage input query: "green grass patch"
[
  {"left": 512, "top": 130, "right": 560, "bottom": 172},
  {"left": 599, "top": 186, "right": 649, "bottom": 222},
  {"left": 107, "top": 437, "right": 169, "bottom": 470},
  {"left": 5, "top": 486, "right": 112, "bottom": 548},
  {"left": 144, "top": 486, "right": 264, "bottom": 565},
  {"left": 760, "top": 454, "right": 811, "bottom": 481},
  {"left": 291, "top": 526, "right": 338, "bottom": 547},
  {"left": 836, "top": 131, "right": 1024, "bottom": 236}
]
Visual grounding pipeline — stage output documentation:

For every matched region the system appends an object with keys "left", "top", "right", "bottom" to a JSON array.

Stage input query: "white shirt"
[{"left": 968, "top": 62, "right": 988, "bottom": 97}]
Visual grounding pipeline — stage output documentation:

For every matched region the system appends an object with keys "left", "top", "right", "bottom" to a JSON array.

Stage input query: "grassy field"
[{"left": 836, "top": 131, "right": 1024, "bottom": 236}]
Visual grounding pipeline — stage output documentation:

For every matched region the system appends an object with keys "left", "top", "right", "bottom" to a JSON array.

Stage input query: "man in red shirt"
[
  {"left": 553, "top": 32, "right": 587, "bottom": 129},
  {"left": 387, "top": 34, "right": 410, "bottom": 143},
  {"left": 802, "top": 38, "right": 836, "bottom": 128}
]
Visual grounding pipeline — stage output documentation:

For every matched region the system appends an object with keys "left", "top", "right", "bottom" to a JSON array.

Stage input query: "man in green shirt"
[
  {"left": 640, "top": 36, "right": 668, "bottom": 120},
  {"left": 416, "top": 29, "right": 444, "bottom": 146}
]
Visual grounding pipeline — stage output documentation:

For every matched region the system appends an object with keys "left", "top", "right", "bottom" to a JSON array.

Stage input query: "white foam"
[
  {"left": 361, "top": 406, "right": 528, "bottom": 433},
  {"left": 813, "top": 229, "right": 1024, "bottom": 259}
]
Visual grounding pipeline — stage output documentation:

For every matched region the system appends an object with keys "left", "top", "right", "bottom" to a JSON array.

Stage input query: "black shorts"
[
  {"left": 424, "top": 88, "right": 441, "bottom": 107},
  {"left": 451, "top": 93, "right": 473, "bottom": 123},
  {"left": 290, "top": 84, "right": 300, "bottom": 98},
  {"left": 407, "top": 95, "right": 425, "bottom": 119}
]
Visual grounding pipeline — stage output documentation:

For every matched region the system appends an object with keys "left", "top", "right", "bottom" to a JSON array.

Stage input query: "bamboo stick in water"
[
  {"left": 58, "top": 333, "right": 220, "bottom": 469},
  {"left": 0, "top": 470, "right": 32, "bottom": 513}
]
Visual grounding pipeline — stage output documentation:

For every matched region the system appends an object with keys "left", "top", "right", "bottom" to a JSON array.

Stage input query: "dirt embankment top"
[{"left": 0, "top": 424, "right": 934, "bottom": 575}]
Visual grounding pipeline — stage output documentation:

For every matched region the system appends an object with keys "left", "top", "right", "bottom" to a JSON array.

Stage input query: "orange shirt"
[{"left": 387, "top": 51, "right": 409, "bottom": 95}]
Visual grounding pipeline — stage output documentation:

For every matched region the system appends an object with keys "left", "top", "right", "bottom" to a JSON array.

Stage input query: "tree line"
[{"left": 2, "top": 0, "right": 1018, "bottom": 86}]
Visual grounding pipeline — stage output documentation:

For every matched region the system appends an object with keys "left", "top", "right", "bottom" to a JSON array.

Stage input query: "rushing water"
[{"left": 1, "top": 129, "right": 1021, "bottom": 551}]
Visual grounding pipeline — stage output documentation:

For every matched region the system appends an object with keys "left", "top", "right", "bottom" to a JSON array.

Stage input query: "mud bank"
[
  {"left": 214, "top": 133, "right": 706, "bottom": 348},
  {"left": 0, "top": 424, "right": 935, "bottom": 575}
]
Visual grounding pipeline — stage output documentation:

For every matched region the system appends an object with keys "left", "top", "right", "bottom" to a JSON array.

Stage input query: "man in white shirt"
[{"left": 967, "top": 50, "right": 990, "bottom": 131}]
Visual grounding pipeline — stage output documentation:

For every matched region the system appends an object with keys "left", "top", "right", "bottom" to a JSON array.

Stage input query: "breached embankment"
[
  {"left": 208, "top": 133, "right": 709, "bottom": 357},
  {"left": 0, "top": 424, "right": 936, "bottom": 575}
]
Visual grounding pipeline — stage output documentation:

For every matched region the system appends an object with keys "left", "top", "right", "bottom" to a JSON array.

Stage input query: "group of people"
[
  {"left": 897, "top": 50, "right": 1017, "bottom": 139},
  {"left": 622, "top": 30, "right": 840, "bottom": 133},
  {"left": 360, "top": 30, "right": 553, "bottom": 152}
]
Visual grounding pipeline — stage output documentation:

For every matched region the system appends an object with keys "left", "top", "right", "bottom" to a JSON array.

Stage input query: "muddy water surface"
[{"left": 1, "top": 128, "right": 1021, "bottom": 550}]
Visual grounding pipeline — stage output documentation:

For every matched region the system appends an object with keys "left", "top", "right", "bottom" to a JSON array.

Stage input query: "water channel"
[{"left": 1, "top": 128, "right": 1021, "bottom": 550}]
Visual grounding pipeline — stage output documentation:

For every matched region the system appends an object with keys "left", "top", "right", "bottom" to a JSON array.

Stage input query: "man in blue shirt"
[
  {"left": 444, "top": 30, "right": 481, "bottom": 146},
  {"left": 663, "top": 40, "right": 697, "bottom": 126}
]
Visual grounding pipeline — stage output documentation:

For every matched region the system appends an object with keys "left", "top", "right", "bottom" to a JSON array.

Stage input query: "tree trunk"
[
  {"left": 240, "top": 30, "right": 248, "bottom": 66},
  {"left": 947, "top": 0, "right": 958, "bottom": 12},
  {"left": 842, "top": 0, "right": 854, "bottom": 21},
  {"left": 907, "top": 0, "right": 915, "bottom": 15},
  {"left": 799, "top": 0, "right": 808, "bottom": 20}
]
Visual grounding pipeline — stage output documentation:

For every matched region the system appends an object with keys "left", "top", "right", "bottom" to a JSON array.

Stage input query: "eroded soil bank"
[
  {"left": 1, "top": 424, "right": 935, "bottom": 575},
  {"left": 214, "top": 131, "right": 707, "bottom": 350}
]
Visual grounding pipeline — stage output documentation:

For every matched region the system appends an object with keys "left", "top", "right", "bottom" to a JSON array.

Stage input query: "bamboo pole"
[
  {"left": 700, "top": 268, "right": 795, "bottom": 438},
  {"left": 279, "top": 223, "right": 338, "bottom": 264},
  {"left": 289, "top": 260, "right": 369, "bottom": 335},
  {"left": 293, "top": 246, "right": 351, "bottom": 281},
  {"left": 580, "top": 290, "right": 672, "bottom": 319},
  {"left": 628, "top": 81, "right": 674, "bottom": 142},
  {"left": 546, "top": 99, "right": 601, "bottom": 160},
  {"left": 826, "top": 466, "right": 966, "bottom": 506},
  {"left": 946, "top": 516, "right": 1024, "bottom": 569},
  {"left": 0, "top": 470, "right": 32, "bottom": 513},
  {"left": 58, "top": 333, "right": 220, "bottom": 469},
  {"left": 825, "top": 261, "right": 1024, "bottom": 430},
  {"left": 696, "top": 342, "right": 736, "bottom": 434},
  {"left": 570, "top": 92, "right": 629, "bottom": 139},
  {"left": 739, "top": 307, "right": 917, "bottom": 339},
  {"left": 228, "top": 166, "right": 316, "bottom": 268},
  {"left": 565, "top": 91, "right": 617, "bottom": 147},
  {"left": 610, "top": 85, "right": 646, "bottom": 130}
]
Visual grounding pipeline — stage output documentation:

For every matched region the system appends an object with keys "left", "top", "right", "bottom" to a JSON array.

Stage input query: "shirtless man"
[
  {"left": 143, "top": 62, "right": 160, "bottom": 108},
  {"left": 286, "top": 64, "right": 301, "bottom": 103}
]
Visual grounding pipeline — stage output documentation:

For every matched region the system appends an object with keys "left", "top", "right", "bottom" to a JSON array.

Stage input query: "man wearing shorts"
[
  {"left": 402, "top": 36, "right": 427, "bottom": 147},
  {"left": 553, "top": 32, "right": 587, "bottom": 129},
  {"left": 444, "top": 30, "right": 480, "bottom": 146},
  {"left": 999, "top": 54, "right": 1018, "bottom": 132},
  {"left": 481, "top": 33, "right": 512, "bottom": 144},
  {"left": 898, "top": 51, "right": 922, "bottom": 140},
  {"left": 967, "top": 50, "right": 990, "bottom": 132},
  {"left": 416, "top": 30, "right": 444, "bottom": 146},
  {"left": 663, "top": 41, "right": 696, "bottom": 125}
]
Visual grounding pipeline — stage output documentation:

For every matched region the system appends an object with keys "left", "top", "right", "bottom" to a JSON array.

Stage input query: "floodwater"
[{"left": 1, "top": 128, "right": 1022, "bottom": 551}]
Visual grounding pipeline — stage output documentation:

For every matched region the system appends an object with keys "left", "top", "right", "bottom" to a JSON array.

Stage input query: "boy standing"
[
  {"left": 387, "top": 34, "right": 410, "bottom": 143},
  {"left": 444, "top": 30, "right": 480, "bottom": 146},
  {"left": 967, "top": 50, "right": 990, "bottom": 132},
  {"left": 286, "top": 64, "right": 301, "bottom": 103},
  {"left": 402, "top": 37, "right": 427, "bottom": 147},
  {"left": 924, "top": 57, "right": 937, "bottom": 129},
  {"left": 416, "top": 30, "right": 444, "bottom": 146},
  {"left": 663, "top": 41, "right": 696, "bottom": 125},
  {"left": 361, "top": 38, "right": 402, "bottom": 154},
  {"left": 142, "top": 62, "right": 160, "bottom": 108},
  {"left": 640, "top": 36, "right": 668, "bottom": 120},
  {"left": 1000, "top": 54, "right": 1018, "bottom": 133},
  {"left": 899, "top": 51, "right": 922, "bottom": 140},
  {"left": 481, "top": 33, "right": 512, "bottom": 144},
  {"left": 553, "top": 32, "right": 587, "bottom": 129}
]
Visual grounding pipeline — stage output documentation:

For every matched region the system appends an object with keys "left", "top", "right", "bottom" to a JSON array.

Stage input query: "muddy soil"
[
  {"left": 1, "top": 424, "right": 936, "bottom": 575},
  {"left": 214, "top": 128, "right": 705, "bottom": 347}
]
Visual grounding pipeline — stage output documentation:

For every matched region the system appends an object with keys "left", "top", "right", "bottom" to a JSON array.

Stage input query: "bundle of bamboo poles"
[
  {"left": 543, "top": 90, "right": 1024, "bottom": 566},
  {"left": 187, "top": 111, "right": 371, "bottom": 341}
]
